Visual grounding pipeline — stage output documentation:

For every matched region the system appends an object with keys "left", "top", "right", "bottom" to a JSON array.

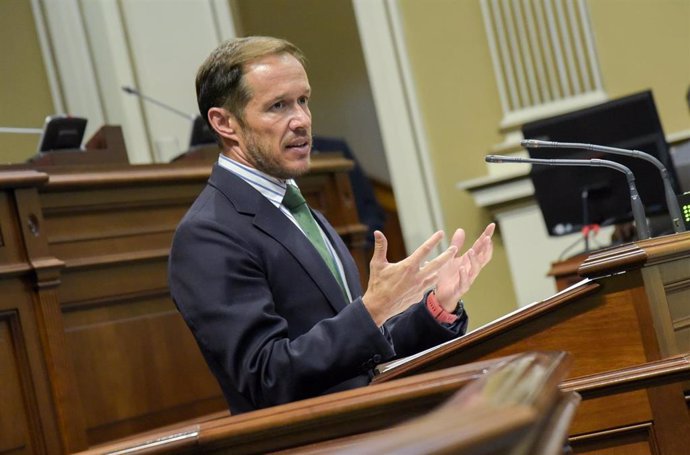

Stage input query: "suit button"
[{"left": 372, "top": 354, "right": 382, "bottom": 363}]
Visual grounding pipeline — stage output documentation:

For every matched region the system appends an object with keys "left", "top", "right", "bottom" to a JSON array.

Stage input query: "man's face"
[{"left": 232, "top": 53, "right": 312, "bottom": 179}]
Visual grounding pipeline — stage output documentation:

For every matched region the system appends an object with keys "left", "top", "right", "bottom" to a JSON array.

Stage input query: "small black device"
[
  {"left": 678, "top": 192, "right": 690, "bottom": 230},
  {"left": 36, "top": 115, "right": 87, "bottom": 152}
]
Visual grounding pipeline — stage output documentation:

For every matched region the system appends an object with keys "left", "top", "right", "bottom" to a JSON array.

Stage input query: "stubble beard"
[{"left": 244, "top": 130, "right": 311, "bottom": 180}]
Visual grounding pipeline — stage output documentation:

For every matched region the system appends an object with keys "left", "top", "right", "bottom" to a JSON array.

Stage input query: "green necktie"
[{"left": 283, "top": 184, "right": 348, "bottom": 297}]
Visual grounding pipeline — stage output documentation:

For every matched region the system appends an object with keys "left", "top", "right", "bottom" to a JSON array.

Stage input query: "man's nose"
[{"left": 289, "top": 106, "right": 311, "bottom": 130}]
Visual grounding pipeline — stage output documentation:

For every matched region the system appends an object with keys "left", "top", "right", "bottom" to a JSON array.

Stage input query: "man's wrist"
[{"left": 425, "top": 291, "right": 459, "bottom": 324}]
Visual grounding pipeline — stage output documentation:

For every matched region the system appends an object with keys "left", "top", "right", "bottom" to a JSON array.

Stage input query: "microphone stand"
[
  {"left": 122, "top": 86, "right": 196, "bottom": 121},
  {"left": 486, "top": 155, "right": 651, "bottom": 240},
  {"left": 0, "top": 127, "right": 43, "bottom": 134},
  {"left": 523, "top": 139, "right": 685, "bottom": 233},
  {"left": 581, "top": 187, "right": 590, "bottom": 253}
]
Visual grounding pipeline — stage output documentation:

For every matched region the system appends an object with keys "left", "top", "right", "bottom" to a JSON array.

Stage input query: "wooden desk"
[
  {"left": 373, "top": 231, "right": 690, "bottom": 454},
  {"left": 73, "top": 352, "right": 577, "bottom": 455},
  {"left": 0, "top": 153, "right": 368, "bottom": 454}
]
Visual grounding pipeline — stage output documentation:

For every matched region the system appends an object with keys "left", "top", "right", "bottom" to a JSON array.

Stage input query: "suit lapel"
[{"left": 209, "top": 165, "right": 349, "bottom": 312}]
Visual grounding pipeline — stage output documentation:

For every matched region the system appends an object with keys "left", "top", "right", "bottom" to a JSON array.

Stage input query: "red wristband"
[{"left": 425, "top": 291, "right": 458, "bottom": 324}]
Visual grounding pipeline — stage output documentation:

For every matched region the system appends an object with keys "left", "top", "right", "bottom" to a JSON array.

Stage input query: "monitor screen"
[
  {"left": 522, "top": 90, "right": 679, "bottom": 236},
  {"left": 36, "top": 115, "right": 87, "bottom": 152}
]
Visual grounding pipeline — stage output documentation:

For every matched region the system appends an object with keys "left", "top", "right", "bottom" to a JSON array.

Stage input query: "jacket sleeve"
[{"left": 382, "top": 294, "right": 469, "bottom": 359}]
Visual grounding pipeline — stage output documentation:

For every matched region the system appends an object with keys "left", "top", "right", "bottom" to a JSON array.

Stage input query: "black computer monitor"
[
  {"left": 36, "top": 115, "right": 87, "bottom": 152},
  {"left": 522, "top": 90, "right": 679, "bottom": 236}
]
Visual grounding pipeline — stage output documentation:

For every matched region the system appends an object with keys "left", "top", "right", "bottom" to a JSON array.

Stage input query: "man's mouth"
[{"left": 285, "top": 140, "right": 311, "bottom": 152}]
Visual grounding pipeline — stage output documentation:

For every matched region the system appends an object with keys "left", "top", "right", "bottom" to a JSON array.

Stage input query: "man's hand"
[
  {"left": 362, "top": 230, "right": 457, "bottom": 326},
  {"left": 435, "top": 223, "right": 495, "bottom": 312}
]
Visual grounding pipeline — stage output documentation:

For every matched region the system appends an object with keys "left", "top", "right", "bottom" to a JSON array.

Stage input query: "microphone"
[
  {"left": 522, "top": 139, "right": 684, "bottom": 233},
  {"left": 485, "top": 155, "right": 651, "bottom": 239},
  {"left": 122, "top": 86, "right": 196, "bottom": 121}
]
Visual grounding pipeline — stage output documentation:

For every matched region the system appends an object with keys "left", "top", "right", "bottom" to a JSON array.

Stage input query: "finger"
[
  {"left": 418, "top": 244, "right": 458, "bottom": 276},
  {"left": 467, "top": 248, "right": 483, "bottom": 281},
  {"left": 481, "top": 239, "right": 494, "bottom": 265},
  {"left": 458, "top": 260, "right": 471, "bottom": 296},
  {"left": 369, "top": 230, "right": 389, "bottom": 266},
  {"left": 449, "top": 228, "right": 466, "bottom": 253},
  {"left": 408, "top": 230, "right": 445, "bottom": 265},
  {"left": 472, "top": 225, "right": 494, "bottom": 254},
  {"left": 474, "top": 235, "right": 494, "bottom": 266}
]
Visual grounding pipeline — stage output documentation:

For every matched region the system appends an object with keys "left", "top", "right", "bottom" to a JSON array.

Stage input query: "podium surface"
[{"left": 374, "top": 231, "right": 690, "bottom": 454}]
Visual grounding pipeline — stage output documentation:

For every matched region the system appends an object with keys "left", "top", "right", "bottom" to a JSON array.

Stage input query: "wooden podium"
[
  {"left": 72, "top": 352, "right": 579, "bottom": 455},
  {"left": 373, "top": 231, "right": 690, "bottom": 454},
  {"left": 0, "top": 143, "right": 370, "bottom": 454},
  {"left": 55, "top": 233, "right": 690, "bottom": 454}
]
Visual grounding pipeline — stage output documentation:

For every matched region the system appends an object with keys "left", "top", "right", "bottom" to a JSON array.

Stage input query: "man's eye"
[
  {"left": 271, "top": 101, "right": 285, "bottom": 110},
  {"left": 298, "top": 97, "right": 309, "bottom": 106}
]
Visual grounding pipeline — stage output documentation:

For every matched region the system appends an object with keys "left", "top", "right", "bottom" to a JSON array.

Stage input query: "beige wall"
[
  {"left": 589, "top": 0, "right": 690, "bottom": 134},
  {"left": 396, "top": 0, "right": 690, "bottom": 328},
  {"left": 397, "top": 0, "right": 516, "bottom": 327},
  {"left": 0, "top": 0, "right": 54, "bottom": 164}
]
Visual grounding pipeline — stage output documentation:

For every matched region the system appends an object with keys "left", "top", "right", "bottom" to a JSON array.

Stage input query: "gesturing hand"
[
  {"left": 362, "top": 230, "right": 457, "bottom": 326},
  {"left": 434, "top": 223, "right": 495, "bottom": 312}
]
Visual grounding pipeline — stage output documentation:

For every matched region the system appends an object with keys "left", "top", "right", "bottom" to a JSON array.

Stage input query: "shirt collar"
[{"left": 217, "top": 154, "right": 297, "bottom": 208}]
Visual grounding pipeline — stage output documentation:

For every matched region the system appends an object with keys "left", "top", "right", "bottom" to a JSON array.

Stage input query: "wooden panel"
[
  {"left": 0, "top": 172, "right": 76, "bottom": 454},
  {"left": 561, "top": 354, "right": 690, "bottom": 455},
  {"left": 570, "top": 424, "right": 658, "bottom": 455},
  {"left": 665, "top": 261, "right": 690, "bottom": 353},
  {"left": 69, "top": 356, "right": 529, "bottom": 455},
  {"left": 40, "top": 182, "right": 203, "bottom": 265},
  {"left": 70, "top": 354, "right": 690, "bottom": 455},
  {"left": 58, "top": 260, "right": 170, "bottom": 304},
  {"left": 63, "top": 295, "right": 224, "bottom": 444},
  {"left": 0, "top": 310, "right": 40, "bottom": 455},
  {"left": 0, "top": 275, "right": 65, "bottom": 454},
  {"left": 569, "top": 389, "right": 652, "bottom": 436},
  {"left": 271, "top": 352, "right": 573, "bottom": 455},
  {"left": 49, "top": 180, "right": 227, "bottom": 446},
  {"left": 384, "top": 281, "right": 650, "bottom": 380},
  {"left": 0, "top": 191, "right": 29, "bottom": 270}
]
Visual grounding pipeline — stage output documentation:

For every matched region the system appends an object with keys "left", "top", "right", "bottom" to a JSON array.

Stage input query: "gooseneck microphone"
[
  {"left": 485, "top": 155, "right": 651, "bottom": 240},
  {"left": 522, "top": 139, "right": 684, "bottom": 233},
  {"left": 122, "top": 86, "right": 196, "bottom": 121}
]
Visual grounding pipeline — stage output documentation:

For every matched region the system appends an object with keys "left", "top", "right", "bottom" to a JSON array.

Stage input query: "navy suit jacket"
[{"left": 169, "top": 164, "right": 467, "bottom": 414}]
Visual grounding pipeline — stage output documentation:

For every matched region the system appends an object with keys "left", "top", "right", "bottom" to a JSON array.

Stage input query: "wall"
[
  {"left": 0, "top": 0, "right": 54, "bottom": 164},
  {"left": 397, "top": 0, "right": 518, "bottom": 326},
  {"left": 395, "top": 0, "right": 690, "bottom": 327},
  {"left": 589, "top": 0, "right": 690, "bottom": 135}
]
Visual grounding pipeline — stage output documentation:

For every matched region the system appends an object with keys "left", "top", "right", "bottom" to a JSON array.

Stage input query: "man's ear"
[{"left": 207, "top": 107, "right": 240, "bottom": 142}]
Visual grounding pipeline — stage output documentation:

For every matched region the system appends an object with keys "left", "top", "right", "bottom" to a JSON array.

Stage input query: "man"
[{"left": 169, "top": 36, "right": 495, "bottom": 415}]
